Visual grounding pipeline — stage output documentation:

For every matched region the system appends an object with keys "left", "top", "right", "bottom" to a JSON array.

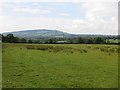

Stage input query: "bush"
[
  {"left": 26, "top": 45, "right": 54, "bottom": 51},
  {"left": 87, "top": 46, "right": 91, "bottom": 48},
  {"left": 116, "top": 48, "right": 120, "bottom": 53},
  {"left": 26, "top": 45, "right": 35, "bottom": 50},
  {"left": 52, "top": 46, "right": 64, "bottom": 52},
  {"left": 83, "top": 49, "right": 87, "bottom": 53},
  {"left": 100, "top": 48, "right": 105, "bottom": 52},
  {"left": 95, "top": 47, "right": 99, "bottom": 49},
  {"left": 109, "top": 48, "right": 115, "bottom": 52}
]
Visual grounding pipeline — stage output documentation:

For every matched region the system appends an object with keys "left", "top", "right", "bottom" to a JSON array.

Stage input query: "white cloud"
[
  {"left": 0, "top": 2, "right": 118, "bottom": 35},
  {"left": 0, "top": 17, "right": 74, "bottom": 33},
  {"left": 72, "top": 2, "right": 118, "bottom": 35},
  {"left": 15, "top": 7, "right": 39, "bottom": 14},
  {"left": 2, "top": 2, "right": 51, "bottom": 15},
  {"left": 0, "top": 14, "right": 117, "bottom": 35},
  {"left": 1, "top": 0, "right": 119, "bottom": 2},
  {"left": 14, "top": 7, "right": 51, "bottom": 14},
  {"left": 60, "top": 13, "right": 70, "bottom": 16},
  {"left": 84, "top": 2, "right": 118, "bottom": 20}
]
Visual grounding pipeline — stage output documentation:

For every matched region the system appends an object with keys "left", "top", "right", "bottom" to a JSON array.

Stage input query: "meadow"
[{"left": 2, "top": 43, "right": 119, "bottom": 88}]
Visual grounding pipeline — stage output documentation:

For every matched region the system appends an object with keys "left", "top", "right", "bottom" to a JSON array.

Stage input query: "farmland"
[{"left": 2, "top": 43, "right": 118, "bottom": 88}]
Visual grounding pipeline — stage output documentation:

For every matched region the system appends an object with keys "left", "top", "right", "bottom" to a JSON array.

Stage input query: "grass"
[
  {"left": 2, "top": 43, "right": 118, "bottom": 88},
  {"left": 106, "top": 39, "right": 120, "bottom": 44}
]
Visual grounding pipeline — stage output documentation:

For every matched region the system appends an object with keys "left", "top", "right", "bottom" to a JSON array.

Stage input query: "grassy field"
[
  {"left": 2, "top": 43, "right": 118, "bottom": 88},
  {"left": 106, "top": 39, "right": 120, "bottom": 44}
]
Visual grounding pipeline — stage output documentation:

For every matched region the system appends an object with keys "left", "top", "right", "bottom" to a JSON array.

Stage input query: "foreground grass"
[{"left": 2, "top": 43, "right": 118, "bottom": 88}]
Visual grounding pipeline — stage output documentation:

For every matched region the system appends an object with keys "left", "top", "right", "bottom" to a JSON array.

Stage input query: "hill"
[
  {"left": 3, "top": 29, "right": 78, "bottom": 39},
  {"left": 3, "top": 29, "right": 118, "bottom": 40}
]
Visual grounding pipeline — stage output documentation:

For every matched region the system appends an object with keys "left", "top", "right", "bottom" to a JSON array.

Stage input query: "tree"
[
  {"left": 20, "top": 38, "right": 26, "bottom": 43},
  {"left": 0, "top": 34, "right": 2, "bottom": 41},
  {"left": 6, "top": 34, "right": 14, "bottom": 43},
  {"left": 94, "top": 37, "right": 105, "bottom": 44},
  {"left": 70, "top": 39, "right": 73, "bottom": 44},
  {"left": 87, "top": 38, "right": 93, "bottom": 44},
  {"left": 77, "top": 37, "right": 84, "bottom": 44},
  {"left": 106, "top": 39, "right": 110, "bottom": 44},
  {"left": 13, "top": 37, "right": 20, "bottom": 43},
  {"left": 2, "top": 34, "right": 27, "bottom": 43},
  {"left": 2, "top": 35, "right": 5, "bottom": 42},
  {"left": 49, "top": 39, "right": 53, "bottom": 44},
  {"left": 28, "top": 39, "right": 32, "bottom": 43}
]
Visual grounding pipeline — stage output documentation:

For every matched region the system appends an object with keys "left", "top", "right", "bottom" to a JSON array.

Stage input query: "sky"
[{"left": 0, "top": 0, "right": 118, "bottom": 35}]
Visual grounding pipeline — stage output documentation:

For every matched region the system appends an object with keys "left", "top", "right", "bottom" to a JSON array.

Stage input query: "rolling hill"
[
  {"left": 3, "top": 29, "right": 78, "bottom": 39},
  {"left": 2, "top": 29, "right": 118, "bottom": 40}
]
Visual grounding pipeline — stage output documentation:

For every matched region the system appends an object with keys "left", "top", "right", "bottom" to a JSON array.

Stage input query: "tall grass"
[{"left": 26, "top": 45, "right": 88, "bottom": 53}]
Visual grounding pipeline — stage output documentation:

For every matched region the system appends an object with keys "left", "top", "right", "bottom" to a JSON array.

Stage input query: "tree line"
[
  {"left": 1, "top": 34, "right": 28, "bottom": 43},
  {"left": 1, "top": 34, "right": 118, "bottom": 44}
]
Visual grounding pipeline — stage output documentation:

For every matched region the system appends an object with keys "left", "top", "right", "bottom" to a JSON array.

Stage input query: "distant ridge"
[
  {"left": 3, "top": 29, "right": 78, "bottom": 39},
  {"left": 3, "top": 29, "right": 118, "bottom": 39}
]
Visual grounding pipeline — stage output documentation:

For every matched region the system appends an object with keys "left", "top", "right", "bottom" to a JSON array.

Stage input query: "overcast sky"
[{"left": 0, "top": 0, "right": 118, "bottom": 35}]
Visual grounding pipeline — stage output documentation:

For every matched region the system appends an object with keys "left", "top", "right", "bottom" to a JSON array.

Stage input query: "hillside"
[
  {"left": 3, "top": 29, "right": 118, "bottom": 40},
  {"left": 3, "top": 29, "right": 79, "bottom": 39}
]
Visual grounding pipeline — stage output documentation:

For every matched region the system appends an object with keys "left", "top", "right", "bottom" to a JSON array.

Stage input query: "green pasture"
[
  {"left": 2, "top": 43, "right": 118, "bottom": 88},
  {"left": 106, "top": 39, "right": 120, "bottom": 44}
]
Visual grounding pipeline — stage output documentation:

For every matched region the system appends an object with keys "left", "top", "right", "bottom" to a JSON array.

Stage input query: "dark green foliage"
[
  {"left": 2, "top": 34, "right": 27, "bottom": 43},
  {"left": 25, "top": 45, "right": 89, "bottom": 54},
  {"left": 94, "top": 37, "right": 105, "bottom": 44},
  {"left": 6, "top": 34, "right": 14, "bottom": 43},
  {"left": 116, "top": 47, "right": 120, "bottom": 53},
  {"left": 13, "top": 37, "right": 20, "bottom": 43},
  {"left": 49, "top": 39, "right": 53, "bottom": 44},
  {"left": 2, "top": 35, "right": 6, "bottom": 42},
  {"left": 0, "top": 34, "right": 2, "bottom": 41},
  {"left": 98, "top": 46, "right": 118, "bottom": 53},
  {"left": 28, "top": 39, "right": 32, "bottom": 43},
  {"left": 87, "top": 38, "right": 93, "bottom": 44},
  {"left": 20, "top": 38, "right": 27, "bottom": 43},
  {"left": 2, "top": 34, "right": 118, "bottom": 44},
  {"left": 83, "top": 49, "right": 87, "bottom": 53},
  {"left": 77, "top": 37, "right": 84, "bottom": 44}
]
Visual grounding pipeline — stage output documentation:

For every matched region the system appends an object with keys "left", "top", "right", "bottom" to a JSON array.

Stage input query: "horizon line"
[{"left": 1, "top": 29, "right": 119, "bottom": 36}]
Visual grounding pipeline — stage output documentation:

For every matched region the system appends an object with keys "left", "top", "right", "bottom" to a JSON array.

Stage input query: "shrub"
[
  {"left": 70, "top": 51, "right": 74, "bottom": 53},
  {"left": 83, "top": 49, "right": 87, "bottom": 53},
  {"left": 26, "top": 45, "right": 54, "bottom": 51},
  {"left": 95, "top": 47, "right": 99, "bottom": 49},
  {"left": 109, "top": 48, "right": 115, "bottom": 52},
  {"left": 100, "top": 48, "right": 105, "bottom": 52},
  {"left": 26, "top": 45, "right": 35, "bottom": 50},
  {"left": 52, "top": 46, "right": 64, "bottom": 52},
  {"left": 116, "top": 48, "right": 120, "bottom": 53},
  {"left": 87, "top": 46, "right": 91, "bottom": 48}
]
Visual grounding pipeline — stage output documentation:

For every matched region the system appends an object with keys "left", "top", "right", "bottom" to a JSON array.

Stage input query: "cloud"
[
  {"left": 0, "top": 16, "right": 73, "bottom": 33},
  {"left": 0, "top": 16, "right": 18, "bottom": 33},
  {"left": 84, "top": 2, "right": 118, "bottom": 20},
  {"left": 15, "top": 7, "right": 39, "bottom": 14},
  {"left": 72, "top": 17, "right": 117, "bottom": 34},
  {"left": 0, "top": 2, "right": 118, "bottom": 35},
  {"left": 14, "top": 7, "right": 51, "bottom": 14},
  {"left": 2, "top": 2, "right": 51, "bottom": 15},
  {"left": 0, "top": 14, "right": 117, "bottom": 35},
  {"left": 60, "top": 13, "right": 70, "bottom": 16},
  {"left": 72, "top": 2, "right": 118, "bottom": 34},
  {"left": 1, "top": 0, "right": 119, "bottom": 2}
]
